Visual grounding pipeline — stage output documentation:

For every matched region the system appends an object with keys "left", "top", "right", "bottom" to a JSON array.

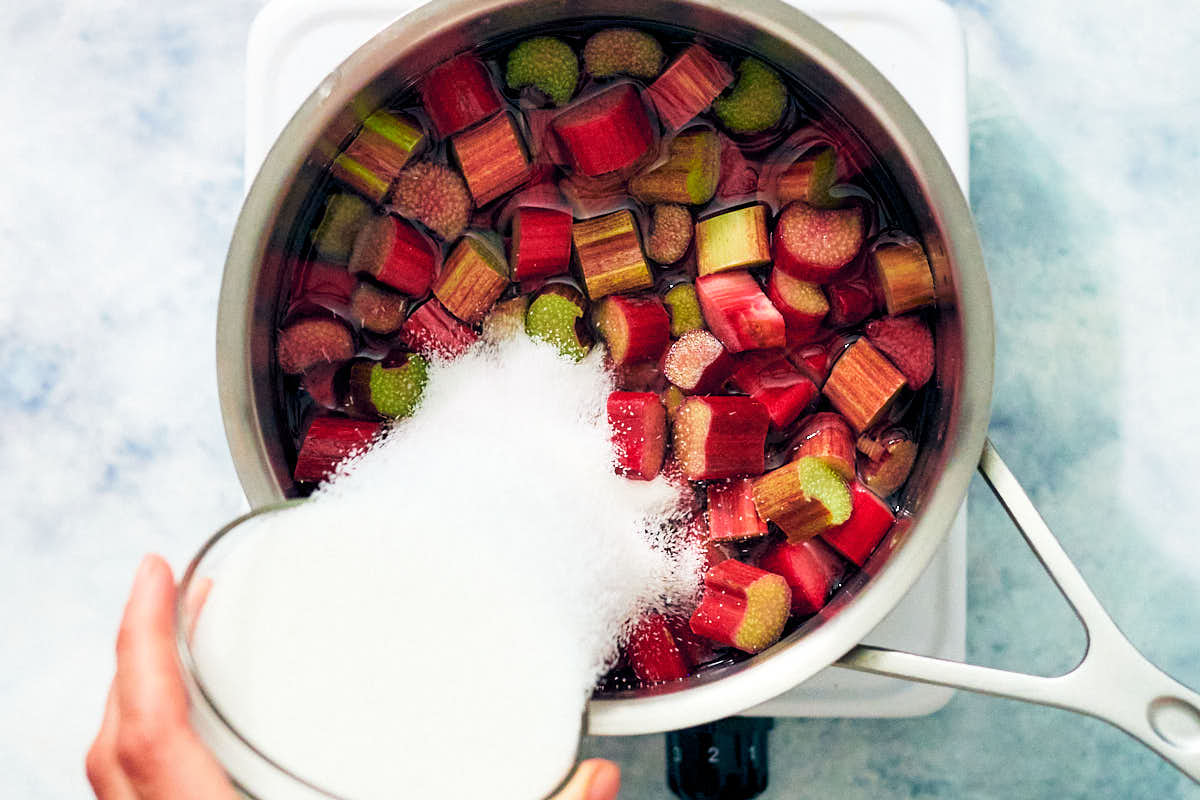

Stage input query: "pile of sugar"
[{"left": 191, "top": 336, "right": 703, "bottom": 799}]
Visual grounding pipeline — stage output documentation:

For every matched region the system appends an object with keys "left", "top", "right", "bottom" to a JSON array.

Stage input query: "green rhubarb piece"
[
  {"left": 664, "top": 283, "right": 704, "bottom": 338},
  {"left": 361, "top": 110, "right": 426, "bottom": 155},
  {"left": 583, "top": 28, "right": 664, "bottom": 79},
  {"left": 525, "top": 290, "right": 591, "bottom": 361},
  {"left": 713, "top": 58, "right": 787, "bottom": 134},
  {"left": 795, "top": 456, "right": 852, "bottom": 526},
  {"left": 628, "top": 129, "right": 720, "bottom": 205},
  {"left": 506, "top": 36, "right": 579, "bottom": 106},
  {"left": 312, "top": 194, "right": 372, "bottom": 262},
  {"left": 364, "top": 355, "right": 429, "bottom": 419}
]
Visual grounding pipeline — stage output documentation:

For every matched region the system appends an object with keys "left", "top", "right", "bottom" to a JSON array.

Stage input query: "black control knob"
[{"left": 665, "top": 717, "right": 773, "bottom": 800}]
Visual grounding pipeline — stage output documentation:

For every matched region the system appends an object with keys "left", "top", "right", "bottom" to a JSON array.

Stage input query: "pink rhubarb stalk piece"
[
  {"left": 730, "top": 352, "right": 818, "bottom": 429},
  {"left": 695, "top": 271, "right": 786, "bottom": 353},
  {"left": 790, "top": 412, "right": 855, "bottom": 480},
  {"left": 510, "top": 206, "right": 573, "bottom": 281},
  {"left": 820, "top": 481, "right": 895, "bottom": 566},
  {"left": 689, "top": 559, "right": 791, "bottom": 654},
  {"left": 647, "top": 45, "right": 734, "bottom": 131},
  {"left": 759, "top": 538, "right": 845, "bottom": 615},
  {"left": 419, "top": 53, "right": 503, "bottom": 139},
  {"left": 277, "top": 317, "right": 355, "bottom": 375},
  {"left": 593, "top": 295, "right": 671, "bottom": 367},
  {"left": 673, "top": 395, "right": 769, "bottom": 480},
  {"left": 399, "top": 299, "right": 479, "bottom": 359},
  {"left": 451, "top": 111, "right": 532, "bottom": 207},
  {"left": 551, "top": 83, "right": 654, "bottom": 177},
  {"left": 822, "top": 338, "right": 906, "bottom": 432},
  {"left": 824, "top": 279, "right": 876, "bottom": 329},
  {"left": 707, "top": 478, "right": 768, "bottom": 542},
  {"left": 864, "top": 314, "right": 934, "bottom": 389},
  {"left": 663, "top": 329, "right": 735, "bottom": 394},
  {"left": 627, "top": 613, "right": 691, "bottom": 683},
  {"left": 348, "top": 214, "right": 438, "bottom": 297},
  {"left": 773, "top": 201, "right": 865, "bottom": 283},
  {"left": 294, "top": 416, "right": 383, "bottom": 483},
  {"left": 767, "top": 267, "right": 828, "bottom": 345},
  {"left": 607, "top": 391, "right": 667, "bottom": 480}
]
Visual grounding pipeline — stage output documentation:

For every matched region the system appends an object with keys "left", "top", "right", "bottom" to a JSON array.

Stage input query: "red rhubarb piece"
[
  {"left": 398, "top": 300, "right": 479, "bottom": 359},
  {"left": 695, "top": 272, "right": 786, "bottom": 353},
  {"left": 822, "top": 339, "right": 906, "bottom": 432},
  {"left": 663, "top": 329, "right": 735, "bottom": 394},
  {"left": 552, "top": 84, "right": 654, "bottom": 177},
  {"left": 730, "top": 352, "right": 818, "bottom": 428},
  {"left": 665, "top": 613, "right": 718, "bottom": 668},
  {"left": 707, "top": 478, "right": 768, "bottom": 542},
  {"left": 858, "top": 430, "right": 919, "bottom": 497},
  {"left": 627, "top": 613, "right": 690, "bottom": 683},
  {"left": 348, "top": 214, "right": 437, "bottom": 297},
  {"left": 391, "top": 162, "right": 472, "bottom": 242},
  {"left": 716, "top": 133, "right": 759, "bottom": 200},
  {"left": 789, "top": 341, "right": 834, "bottom": 387},
  {"left": 277, "top": 317, "right": 354, "bottom": 375},
  {"left": 759, "top": 538, "right": 845, "bottom": 615},
  {"left": 824, "top": 279, "right": 876, "bottom": 329},
  {"left": 451, "top": 112, "right": 531, "bottom": 206},
  {"left": 673, "top": 395, "right": 768, "bottom": 480},
  {"left": 349, "top": 281, "right": 408, "bottom": 335},
  {"left": 593, "top": 295, "right": 670, "bottom": 366},
  {"left": 419, "top": 53, "right": 503, "bottom": 139},
  {"left": 511, "top": 206, "right": 573, "bottom": 281},
  {"left": 288, "top": 260, "right": 357, "bottom": 313},
  {"left": 607, "top": 391, "right": 667, "bottom": 480},
  {"left": 865, "top": 314, "right": 934, "bottom": 389},
  {"left": 821, "top": 481, "right": 895, "bottom": 566},
  {"left": 293, "top": 416, "right": 382, "bottom": 483},
  {"left": 773, "top": 202, "right": 865, "bottom": 283},
  {"left": 790, "top": 412, "right": 855, "bottom": 480},
  {"left": 431, "top": 235, "right": 510, "bottom": 324},
  {"left": 647, "top": 45, "right": 734, "bottom": 131},
  {"left": 689, "top": 559, "right": 791, "bottom": 654},
  {"left": 766, "top": 268, "right": 828, "bottom": 345}
]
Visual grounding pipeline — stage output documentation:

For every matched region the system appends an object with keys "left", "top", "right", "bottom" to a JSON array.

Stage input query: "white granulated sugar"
[{"left": 191, "top": 336, "right": 703, "bottom": 799}]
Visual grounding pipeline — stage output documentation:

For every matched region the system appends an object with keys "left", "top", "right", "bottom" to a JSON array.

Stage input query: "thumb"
[{"left": 550, "top": 759, "right": 621, "bottom": 800}]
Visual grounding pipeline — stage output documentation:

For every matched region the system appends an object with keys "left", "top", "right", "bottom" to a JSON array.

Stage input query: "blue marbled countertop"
[{"left": 2, "top": 1, "right": 1198, "bottom": 797}]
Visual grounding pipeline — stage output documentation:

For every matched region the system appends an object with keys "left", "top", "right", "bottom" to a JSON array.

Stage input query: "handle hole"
[{"left": 1148, "top": 697, "right": 1200, "bottom": 749}]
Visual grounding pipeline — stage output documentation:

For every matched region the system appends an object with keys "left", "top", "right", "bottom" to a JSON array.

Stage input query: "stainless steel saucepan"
[{"left": 208, "top": 0, "right": 1200, "bottom": 786}]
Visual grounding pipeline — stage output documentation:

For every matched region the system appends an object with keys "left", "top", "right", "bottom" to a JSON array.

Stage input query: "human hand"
[{"left": 549, "top": 758, "right": 621, "bottom": 800}]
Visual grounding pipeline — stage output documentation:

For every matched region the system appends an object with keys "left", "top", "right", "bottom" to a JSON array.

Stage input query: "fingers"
[
  {"left": 85, "top": 682, "right": 137, "bottom": 800},
  {"left": 550, "top": 759, "right": 621, "bottom": 800}
]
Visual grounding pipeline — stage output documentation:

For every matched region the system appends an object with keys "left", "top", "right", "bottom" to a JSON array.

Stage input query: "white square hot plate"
[{"left": 244, "top": 0, "right": 969, "bottom": 717}]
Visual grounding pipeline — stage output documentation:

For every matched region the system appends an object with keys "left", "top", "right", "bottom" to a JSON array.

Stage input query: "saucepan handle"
[{"left": 834, "top": 438, "right": 1200, "bottom": 783}]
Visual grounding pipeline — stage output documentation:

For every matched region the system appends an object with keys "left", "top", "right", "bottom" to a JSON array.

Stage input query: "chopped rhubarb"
[
  {"left": 277, "top": 317, "right": 354, "bottom": 375},
  {"left": 432, "top": 235, "right": 510, "bottom": 324},
  {"left": 759, "top": 539, "right": 845, "bottom": 615},
  {"left": 583, "top": 28, "right": 665, "bottom": 79},
  {"left": 524, "top": 107, "right": 571, "bottom": 166},
  {"left": 557, "top": 172, "right": 628, "bottom": 218},
  {"left": 312, "top": 193, "right": 372, "bottom": 262},
  {"left": 647, "top": 45, "right": 734, "bottom": 131},
  {"left": 822, "top": 338, "right": 906, "bottom": 432},
  {"left": 789, "top": 341, "right": 835, "bottom": 387},
  {"left": 717, "top": 133, "right": 759, "bottom": 200},
  {"left": 505, "top": 36, "right": 579, "bottom": 106},
  {"left": 349, "top": 281, "right": 408, "bottom": 335},
  {"left": 713, "top": 58, "right": 787, "bottom": 135},
  {"left": 593, "top": 295, "right": 670, "bottom": 366},
  {"left": 859, "top": 430, "right": 919, "bottom": 497},
  {"left": 451, "top": 112, "right": 531, "bottom": 206},
  {"left": 288, "top": 260, "right": 357, "bottom": 314},
  {"left": 293, "top": 416, "right": 383, "bottom": 483},
  {"left": 346, "top": 353, "right": 429, "bottom": 419},
  {"left": 481, "top": 294, "right": 530, "bottom": 343},
  {"left": 730, "top": 352, "right": 818, "bottom": 428},
  {"left": 790, "top": 412, "right": 855, "bottom": 480},
  {"left": 673, "top": 395, "right": 768, "bottom": 480},
  {"left": 773, "top": 202, "right": 865, "bottom": 283},
  {"left": 399, "top": 299, "right": 479, "bottom": 359},
  {"left": 767, "top": 268, "right": 828, "bottom": 344},
  {"left": 824, "top": 279, "right": 876, "bottom": 329},
  {"left": 628, "top": 129, "right": 721, "bottom": 205},
  {"left": 525, "top": 283, "right": 592, "bottom": 360},
  {"left": 552, "top": 84, "right": 654, "bottom": 177},
  {"left": 820, "top": 481, "right": 895, "bottom": 565},
  {"left": 646, "top": 204, "right": 694, "bottom": 265},
  {"left": 689, "top": 559, "right": 790, "bottom": 653},
  {"left": 330, "top": 111, "right": 425, "bottom": 204},
  {"left": 572, "top": 209, "right": 653, "bottom": 299},
  {"left": 752, "top": 456, "right": 852, "bottom": 541},
  {"left": 607, "top": 391, "right": 667, "bottom": 480},
  {"left": 663, "top": 282, "right": 704, "bottom": 338},
  {"left": 627, "top": 613, "right": 689, "bottom": 683},
  {"left": 695, "top": 272, "right": 786, "bottom": 353},
  {"left": 419, "top": 53, "right": 503, "bottom": 138},
  {"left": 865, "top": 314, "right": 934, "bottom": 389},
  {"left": 348, "top": 214, "right": 437, "bottom": 297},
  {"left": 870, "top": 237, "right": 936, "bottom": 314},
  {"left": 772, "top": 146, "right": 837, "bottom": 207},
  {"left": 707, "top": 478, "right": 768, "bottom": 542},
  {"left": 391, "top": 162, "right": 472, "bottom": 241},
  {"left": 663, "top": 329, "right": 734, "bottom": 394},
  {"left": 695, "top": 205, "right": 771, "bottom": 276},
  {"left": 662, "top": 385, "right": 686, "bottom": 419},
  {"left": 511, "top": 206, "right": 573, "bottom": 281}
]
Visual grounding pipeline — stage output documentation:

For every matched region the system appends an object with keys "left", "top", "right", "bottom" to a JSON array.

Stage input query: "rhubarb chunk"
[
  {"left": 312, "top": 194, "right": 372, "bottom": 262},
  {"left": 347, "top": 353, "right": 429, "bottom": 419},
  {"left": 689, "top": 560, "right": 790, "bottom": 653},
  {"left": 628, "top": 129, "right": 721, "bottom": 205},
  {"left": 695, "top": 271, "right": 786, "bottom": 353},
  {"left": 391, "top": 162, "right": 472, "bottom": 241},
  {"left": 773, "top": 146, "right": 837, "bottom": 207},
  {"left": 759, "top": 539, "right": 845, "bottom": 615},
  {"left": 481, "top": 295, "right": 530, "bottom": 343},
  {"left": 293, "top": 416, "right": 382, "bottom": 483},
  {"left": 506, "top": 36, "right": 579, "bottom": 106},
  {"left": 607, "top": 391, "right": 667, "bottom": 480},
  {"left": 663, "top": 329, "right": 734, "bottom": 394},
  {"left": 729, "top": 353, "right": 817, "bottom": 428},
  {"left": 773, "top": 202, "right": 864, "bottom": 283},
  {"left": 713, "top": 58, "right": 787, "bottom": 135},
  {"left": 871, "top": 238, "right": 936, "bottom": 314},
  {"left": 767, "top": 267, "right": 828, "bottom": 343},
  {"left": 348, "top": 214, "right": 437, "bottom": 297},
  {"left": 552, "top": 84, "right": 654, "bottom": 177},
  {"left": 821, "top": 481, "right": 895, "bottom": 565},
  {"left": 525, "top": 283, "right": 592, "bottom": 360},
  {"left": 824, "top": 280, "right": 876, "bottom": 329},
  {"left": 627, "top": 613, "right": 689, "bottom": 683},
  {"left": 452, "top": 112, "right": 531, "bottom": 206},
  {"left": 647, "top": 44, "right": 734, "bottom": 131},
  {"left": 707, "top": 478, "right": 768, "bottom": 542},
  {"left": 859, "top": 430, "right": 919, "bottom": 497},
  {"left": 349, "top": 281, "right": 408, "bottom": 335},
  {"left": 572, "top": 210, "right": 653, "bottom": 299},
  {"left": 277, "top": 317, "right": 354, "bottom": 375},
  {"left": 822, "top": 339, "right": 906, "bottom": 432},
  {"left": 646, "top": 204, "right": 693, "bottom": 265},
  {"left": 583, "top": 28, "right": 665, "bottom": 80},
  {"left": 593, "top": 295, "right": 670, "bottom": 366},
  {"left": 695, "top": 205, "right": 771, "bottom": 276},
  {"left": 399, "top": 300, "right": 479, "bottom": 359},
  {"left": 790, "top": 412, "right": 855, "bottom": 480},
  {"left": 432, "top": 235, "right": 510, "bottom": 324},
  {"left": 330, "top": 111, "right": 425, "bottom": 204},
  {"left": 419, "top": 53, "right": 503, "bottom": 139},
  {"left": 673, "top": 395, "right": 768, "bottom": 480},
  {"left": 663, "top": 282, "right": 704, "bottom": 338},
  {"left": 865, "top": 314, "right": 934, "bottom": 389},
  {"left": 511, "top": 206, "right": 573, "bottom": 281},
  {"left": 752, "top": 456, "right": 852, "bottom": 541}
]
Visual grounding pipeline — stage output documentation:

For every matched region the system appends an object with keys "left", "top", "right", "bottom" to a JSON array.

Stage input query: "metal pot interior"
[{"left": 216, "top": 0, "right": 993, "bottom": 735}]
